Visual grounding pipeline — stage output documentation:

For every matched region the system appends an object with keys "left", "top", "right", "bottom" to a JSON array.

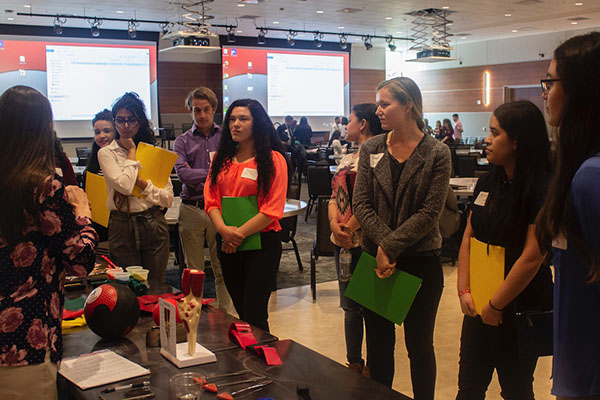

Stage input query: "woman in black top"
[
  {"left": 439, "top": 118, "right": 454, "bottom": 144},
  {"left": 293, "top": 116, "right": 313, "bottom": 146},
  {"left": 456, "top": 100, "right": 553, "bottom": 399}
]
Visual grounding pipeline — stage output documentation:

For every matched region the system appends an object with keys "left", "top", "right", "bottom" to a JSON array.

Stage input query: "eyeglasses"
[
  {"left": 115, "top": 117, "right": 139, "bottom": 127},
  {"left": 540, "top": 78, "right": 560, "bottom": 93}
]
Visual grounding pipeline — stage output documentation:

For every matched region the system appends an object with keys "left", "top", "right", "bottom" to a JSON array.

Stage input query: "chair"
[
  {"left": 310, "top": 196, "right": 334, "bottom": 301},
  {"left": 160, "top": 123, "right": 175, "bottom": 149},
  {"left": 182, "top": 123, "right": 193, "bottom": 133},
  {"left": 305, "top": 165, "right": 332, "bottom": 222},
  {"left": 75, "top": 147, "right": 91, "bottom": 166},
  {"left": 279, "top": 182, "right": 303, "bottom": 272},
  {"left": 457, "top": 155, "right": 478, "bottom": 177}
]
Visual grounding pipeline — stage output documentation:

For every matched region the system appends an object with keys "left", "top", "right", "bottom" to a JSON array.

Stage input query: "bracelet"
[
  {"left": 458, "top": 289, "right": 470, "bottom": 297},
  {"left": 488, "top": 299, "right": 503, "bottom": 312}
]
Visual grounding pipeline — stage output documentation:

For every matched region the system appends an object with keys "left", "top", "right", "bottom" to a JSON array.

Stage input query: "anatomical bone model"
[{"left": 177, "top": 268, "right": 205, "bottom": 355}]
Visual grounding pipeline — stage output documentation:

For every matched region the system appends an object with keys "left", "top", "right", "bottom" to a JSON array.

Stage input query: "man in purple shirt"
[
  {"left": 174, "top": 87, "right": 235, "bottom": 315},
  {"left": 453, "top": 113, "right": 464, "bottom": 141}
]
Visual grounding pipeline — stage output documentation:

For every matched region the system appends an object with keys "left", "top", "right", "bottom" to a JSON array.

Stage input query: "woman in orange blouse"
[{"left": 205, "top": 99, "right": 288, "bottom": 332}]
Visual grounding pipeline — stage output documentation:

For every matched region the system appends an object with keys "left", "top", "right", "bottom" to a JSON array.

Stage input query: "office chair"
[{"left": 310, "top": 196, "right": 334, "bottom": 301}]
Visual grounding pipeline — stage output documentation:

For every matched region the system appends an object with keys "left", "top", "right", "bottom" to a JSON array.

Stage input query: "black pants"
[
  {"left": 217, "top": 231, "right": 281, "bottom": 332},
  {"left": 456, "top": 315, "right": 538, "bottom": 400},
  {"left": 363, "top": 254, "right": 443, "bottom": 400}
]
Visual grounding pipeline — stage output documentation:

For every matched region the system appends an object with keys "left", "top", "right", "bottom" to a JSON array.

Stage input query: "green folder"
[
  {"left": 345, "top": 252, "right": 422, "bottom": 326},
  {"left": 221, "top": 196, "right": 262, "bottom": 251}
]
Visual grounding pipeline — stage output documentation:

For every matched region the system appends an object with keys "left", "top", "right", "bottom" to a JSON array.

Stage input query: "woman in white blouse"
[{"left": 98, "top": 92, "right": 173, "bottom": 287}]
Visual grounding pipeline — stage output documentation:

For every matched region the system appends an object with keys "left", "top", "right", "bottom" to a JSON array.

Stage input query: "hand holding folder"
[
  {"left": 345, "top": 252, "right": 422, "bottom": 326},
  {"left": 469, "top": 237, "right": 505, "bottom": 315},
  {"left": 221, "top": 196, "right": 262, "bottom": 251},
  {"left": 132, "top": 142, "right": 178, "bottom": 198}
]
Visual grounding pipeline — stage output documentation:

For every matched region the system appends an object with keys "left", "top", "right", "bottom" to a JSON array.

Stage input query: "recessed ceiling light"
[
  {"left": 385, "top": 17, "right": 392, "bottom": 20},
  {"left": 116, "top": 10, "right": 124, "bottom": 14},
  {"left": 236, "top": 30, "right": 243, "bottom": 33},
  {"left": 505, "top": 13, "right": 512, "bottom": 17},
  {"left": 571, "top": 21, "right": 578, "bottom": 24},
  {"left": 442, "top": 6, "right": 450, "bottom": 9},
  {"left": 7, "top": 17, "right": 14, "bottom": 20},
  {"left": 396, "top": 31, "right": 403, "bottom": 34},
  {"left": 461, "top": 36, "right": 466, "bottom": 39},
  {"left": 316, "top": 10, "right": 324, "bottom": 14},
  {"left": 338, "top": 26, "right": 344, "bottom": 29},
  {"left": 237, "top": 3, "right": 245, "bottom": 7},
  {"left": 273, "top": 21, "right": 279, "bottom": 24},
  {"left": 575, "top": 2, "right": 583, "bottom": 5},
  {"left": 447, "top": 23, "right": 453, "bottom": 26},
  {"left": 24, "top": 4, "right": 31, "bottom": 8},
  {"left": 512, "top": 29, "right": 518, "bottom": 32}
]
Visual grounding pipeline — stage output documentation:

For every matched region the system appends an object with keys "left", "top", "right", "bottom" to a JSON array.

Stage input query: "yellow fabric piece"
[
  {"left": 132, "top": 142, "right": 178, "bottom": 198},
  {"left": 85, "top": 172, "right": 109, "bottom": 227},
  {"left": 62, "top": 315, "right": 87, "bottom": 329},
  {"left": 469, "top": 237, "right": 505, "bottom": 315}
]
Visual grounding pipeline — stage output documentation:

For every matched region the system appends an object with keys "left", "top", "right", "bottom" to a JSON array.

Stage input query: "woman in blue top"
[{"left": 536, "top": 31, "right": 600, "bottom": 399}]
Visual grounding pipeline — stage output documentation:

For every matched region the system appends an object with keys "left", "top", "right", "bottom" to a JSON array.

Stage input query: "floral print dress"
[{"left": 0, "top": 175, "right": 97, "bottom": 366}]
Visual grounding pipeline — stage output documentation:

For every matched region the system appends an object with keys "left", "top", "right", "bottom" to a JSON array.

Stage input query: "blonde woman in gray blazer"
[{"left": 353, "top": 77, "right": 451, "bottom": 399}]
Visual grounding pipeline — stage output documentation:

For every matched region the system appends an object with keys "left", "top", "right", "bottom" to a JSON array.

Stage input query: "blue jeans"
[{"left": 334, "top": 245, "right": 365, "bottom": 364}]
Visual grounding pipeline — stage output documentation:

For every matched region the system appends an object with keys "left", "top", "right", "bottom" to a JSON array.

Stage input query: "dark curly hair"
[
  {"left": 210, "top": 99, "right": 285, "bottom": 196},
  {"left": 111, "top": 92, "right": 155, "bottom": 146}
]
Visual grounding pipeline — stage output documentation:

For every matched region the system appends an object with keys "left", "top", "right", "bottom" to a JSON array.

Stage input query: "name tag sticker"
[
  {"left": 370, "top": 153, "right": 384, "bottom": 168},
  {"left": 474, "top": 191, "right": 489, "bottom": 207},
  {"left": 209, "top": 151, "right": 216, "bottom": 162},
  {"left": 241, "top": 168, "right": 258, "bottom": 181},
  {"left": 552, "top": 234, "right": 568, "bottom": 250}
]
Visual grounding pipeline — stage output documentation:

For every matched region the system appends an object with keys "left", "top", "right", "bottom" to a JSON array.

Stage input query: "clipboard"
[
  {"left": 132, "top": 142, "right": 178, "bottom": 198},
  {"left": 469, "top": 237, "right": 505, "bottom": 315},
  {"left": 345, "top": 252, "right": 422, "bottom": 326}
]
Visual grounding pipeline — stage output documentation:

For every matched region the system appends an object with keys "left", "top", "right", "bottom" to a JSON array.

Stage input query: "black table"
[{"left": 59, "top": 306, "right": 410, "bottom": 400}]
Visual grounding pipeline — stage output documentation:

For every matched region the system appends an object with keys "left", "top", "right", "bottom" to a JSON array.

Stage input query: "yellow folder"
[
  {"left": 132, "top": 142, "right": 178, "bottom": 198},
  {"left": 84, "top": 172, "right": 109, "bottom": 228},
  {"left": 469, "top": 237, "right": 505, "bottom": 315}
]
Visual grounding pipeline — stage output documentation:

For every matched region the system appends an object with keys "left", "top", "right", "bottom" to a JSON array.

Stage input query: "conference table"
[{"left": 59, "top": 305, "right": 410, "bottom": 400}]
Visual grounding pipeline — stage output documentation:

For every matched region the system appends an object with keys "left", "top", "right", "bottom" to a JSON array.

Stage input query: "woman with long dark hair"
[
  {"left": 204, "top": 99, "right": 288, "bottom": 332},
  {"left": 353, "top": 77, "right": 451, "bottom": 398},
  {"left": 456, "top": 100, "right": 552, "bottom": 398},
  {"left": 329, "top": 103, "right": 382, "bottom": 375},
  {"left": 0, "top": 86, "right": 97, "bottom": 399},
  {"left": 293, "top": 116, "right": 313, "bottom": 146},
  {"left": 439, "top": 118, "right": 454, "bottom": 144},
  {"left": 85, "top": 109, "right": 115, "bottom": 176},
  {"left": 98, "top": 92, "right": 173, "bottom": 287},
  {"left": 535, "top": 32, "right": 600, "bottom": 399}
]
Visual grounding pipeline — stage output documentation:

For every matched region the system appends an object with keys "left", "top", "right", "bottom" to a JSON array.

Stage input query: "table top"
[
  {"left": 166, "top": 197, "right": 307, "bottom": 224},
  {"left": 59, "top": 308, "right": 409, "bottom": 400}
]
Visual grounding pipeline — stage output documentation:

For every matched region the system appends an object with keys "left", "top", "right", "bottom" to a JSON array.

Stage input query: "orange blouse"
[{"left": 204, "top": 150, "right": 288, "bottom": 232}]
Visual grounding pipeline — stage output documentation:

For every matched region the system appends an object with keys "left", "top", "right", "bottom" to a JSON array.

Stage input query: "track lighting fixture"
[
  {"left": 53, "top": 16, "right": 66, "bottom": 35},
  {"left": 226, "top": 26, "right": 236, "bottom": 43},
  {"left": 314, "top": 31, "right": 323, "bottom": 48},
  {"left": 127, "top": 19, "right": 138, "bottom": 38},
  {"left": 362, "top": 35, "right": 373, "bottom": 50},
  {"left": 287, "top": 29, "right": 297, "bottom": 47},
  {"left": 386, "top": 35, "right": 397, "bottom": 51},
  {"left": 339, "top": 33, "right": 348, "bottom": 49},
  {"left": 89, "top": 18, "right": 102, "bottom": 37},
  {"left": 257, "top": 27, "right": 267, "bottom": 45}
]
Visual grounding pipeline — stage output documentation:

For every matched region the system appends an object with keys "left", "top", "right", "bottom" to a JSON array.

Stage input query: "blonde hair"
[{"left": 376, "top": 77, "right": 424, "bottom": 130}]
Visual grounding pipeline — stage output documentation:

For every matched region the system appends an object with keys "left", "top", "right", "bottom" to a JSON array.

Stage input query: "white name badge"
[
  {"left": 474, "top": 191, "right": 489, "bottom": 207},
  {"left": 209, "top": 151, "right": 216, "bottom": 162},
  {"left": 241, "top": 167, "right": 258, "bottom": 181},
  {"left": 370, "top": 153, "right": 384, "bottom": 168},
  {"left": 552, "top": 233, "right": 568, "bottom": 250}
]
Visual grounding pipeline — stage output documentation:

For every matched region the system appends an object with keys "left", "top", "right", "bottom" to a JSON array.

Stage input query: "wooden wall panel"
[
  {"left": 158, "top": 62, "right": 222, "bottom": 114},
  {"left": 350, "top": 68, "right": 385, "bottom": 105}
]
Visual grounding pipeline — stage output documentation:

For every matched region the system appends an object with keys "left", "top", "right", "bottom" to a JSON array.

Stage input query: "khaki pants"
[
  {"left": 178, "top": 203, "right": 236, "bottom": 316},
  {"left": 0, "top": 349, "right": 57, "bottom": 400},
  {"left": 109, "top": 207, "right": 170, "bottom": 288}
]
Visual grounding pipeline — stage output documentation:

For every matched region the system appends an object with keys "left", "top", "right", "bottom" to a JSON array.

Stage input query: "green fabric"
[
  {"left": 221, "top": 195, "right": 262, "bottom": 251},
  {"left": 345, "top": 252, "right": 422, "bottom": 326},
  {"left": 64, "top": 294, "right": 87, "bottom": 311}
]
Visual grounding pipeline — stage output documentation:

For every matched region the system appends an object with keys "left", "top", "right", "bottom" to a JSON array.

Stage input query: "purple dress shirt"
[{"left": 174, "top": 122, "right": 221, "bottom": 201}]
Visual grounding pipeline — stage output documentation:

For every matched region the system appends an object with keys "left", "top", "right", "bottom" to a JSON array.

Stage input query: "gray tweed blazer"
[{"left": 353, "top": 133, "right": 452, "bottom": 260}]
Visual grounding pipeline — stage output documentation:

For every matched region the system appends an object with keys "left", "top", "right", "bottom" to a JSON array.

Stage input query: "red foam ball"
[
  {"left": 152, "top": 298, "right": 182, "bottom": 326},
  {"left": 84, "top": 283, "right": 139, "bottom": 339}
]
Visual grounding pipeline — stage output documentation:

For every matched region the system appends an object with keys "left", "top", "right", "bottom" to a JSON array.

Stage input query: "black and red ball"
[{"left": 84, "top": 283, "right": 140, "bottom": 339}]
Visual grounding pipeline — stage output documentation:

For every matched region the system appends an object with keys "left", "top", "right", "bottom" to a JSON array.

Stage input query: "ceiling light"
[
  {"left": 339, "top": 33, "right": 348, "bottom": 49},
  {"left": 257, "top": 27, "right": 267, "bottom": 44},
  {"left": 116, "top": 10, "right": 124, "bottom": 14},
  {"left": 316, "top": 10, "right": 324, "bottom": 14},
  {"left": 442, "top": 6, "right": 450, "bottom": 9},
  {"left": 236, "top": 30, "right": 242, "bottom": 33},
  {"left": 89, "top": 18, "right": 101, "bottom": 37},
  {"left": 160, "top": 22, "right": 172, "bottom": 35},
  {"left": 314, "top": 31, "right": 323, "bottom": 48},
  {"left": 386, "top": 35, "right": 396, "bottom": 52},
  {"left": 273, "top": 21, "right": 279, "bottom": 24},
  {"left": 53, "top": 16, "right": 66, "bottom": 35},
  {"left": 461, "top": 36, "right": 466, "bottom": 39},
  {"left": 362, "top": 35, "right": 373, "bottom": 50},
  {"left": 286, "top": 30, "right": 297, "bottom": 46},
  {"left": 512, "top": 29, "right": 518, "bottom": 32},
  {"left": 24, "top": 4, "right": 31, "bottom": 8},
  {"left": 237, "top": 4, "right": 245, "bottom": 7},
  {"left": 505, "top": 13, "right": 512, "bottom": 16},
  {"left": 127, "top": 19, "right": 138, "bottom": 38},
  {"left": 571, "top": 21, "right": 578, "bottom": 24},
  {"left": 575, "top": 2, "right": 583, "bottom": 5},
  {"left": 338, "top": 26, "right": 344, "bottom": 29},
  {"left": 226, "top": 26, "right": 236, "bottom": 43},
  {"left": 8, "top": 17, "right": 14, "bottom": 21},
  {"left": 385, "top": 17, "right": 392, "bottom": 20},
  {"left": 396, "top": 31, "right": 403, "bottom": 34}
]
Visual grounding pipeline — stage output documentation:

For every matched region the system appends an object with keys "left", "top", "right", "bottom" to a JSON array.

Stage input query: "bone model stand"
[{"left": 177, "top": 268, "right": 205, "bottom": 355}]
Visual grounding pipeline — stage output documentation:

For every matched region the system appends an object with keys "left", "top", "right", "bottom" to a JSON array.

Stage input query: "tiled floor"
[{"left": 268, "top": 265, "right": 554, "bottom": 400}]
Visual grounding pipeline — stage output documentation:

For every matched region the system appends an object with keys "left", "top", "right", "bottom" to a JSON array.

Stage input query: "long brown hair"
[
  {"left": 536, "top": 32, "right": 600, "bottom": 281},
  {"left": 0, "top": 86, "right": 55, "bottom": 247},
  {"left": 376, "top": 77, "right": 425, "bottom": 131}
]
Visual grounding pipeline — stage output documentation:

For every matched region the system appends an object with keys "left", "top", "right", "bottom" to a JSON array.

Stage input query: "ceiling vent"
[
  {"left": 514, "top": 0, "right": 544, "bottom": 5},
  {"left": 337, "top": 8, "right": 363, "bottom": 14},
  {"left": 567, "top": 17, "right": 589, "bottom": 21}
]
